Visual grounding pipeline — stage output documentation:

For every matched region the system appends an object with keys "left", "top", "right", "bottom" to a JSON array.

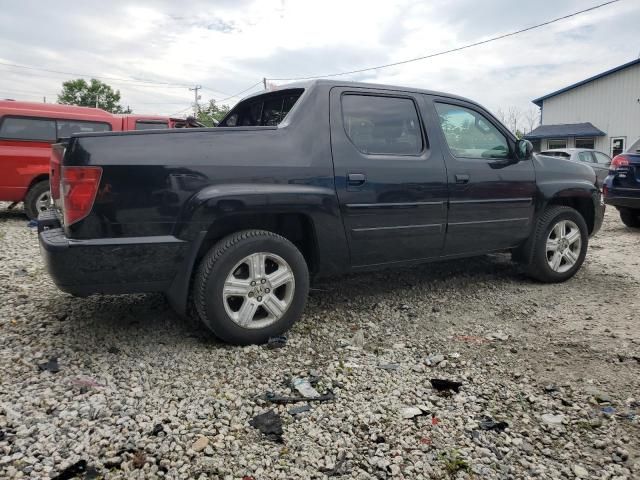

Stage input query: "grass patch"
[{"left": 439, "top": 450, "right": 471, "bottom": 476}]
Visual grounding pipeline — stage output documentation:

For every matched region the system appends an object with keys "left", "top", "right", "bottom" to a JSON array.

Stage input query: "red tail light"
[
  {"left": 62, "top": 166, "right": 102, "bottom": 225},
  {"left": 50, "top": 148, "right": 63, "bottom": 200},
  {"left": 610, "top": 154, "right": 630, "bottom": 169}
]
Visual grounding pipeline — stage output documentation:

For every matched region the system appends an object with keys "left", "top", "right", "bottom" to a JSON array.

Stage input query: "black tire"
[
  {"left": 525, "top": 206, "right": 588, "bottom": 283},
  {"left": 193, "top": 229, "right": 309, "bottom": 345},
  {"left": 24, "top": 180, "right": 50, "bottom": 220},
  {"left": 619, "top": 208, "right": 640, "bottom": 228}
]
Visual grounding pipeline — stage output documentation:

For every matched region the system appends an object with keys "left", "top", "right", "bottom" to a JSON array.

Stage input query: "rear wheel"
[
  {"left": 619, "top": 208, "right": 640, "bottom": 228},
  {"left": 193, "top": 230, "right": 309, "bottom": 345},
  {"left": 24, "top": 180, "right": 51, "bottom": 220},
  {"left": 525, "top": 206, "right": 588, "bottom": 283}
]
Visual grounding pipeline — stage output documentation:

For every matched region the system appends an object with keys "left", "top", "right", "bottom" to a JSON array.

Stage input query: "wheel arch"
[
  {"left": 26, "top": 174, "right": 50, "bottom": 193},
  {"left": 544, "top": 191, "right": 595, "bottom": 234}
]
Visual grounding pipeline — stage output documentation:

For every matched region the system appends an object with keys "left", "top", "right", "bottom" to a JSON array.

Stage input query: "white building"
[{"left": 525, "top": 59, "right": 640, "bottom": 157}]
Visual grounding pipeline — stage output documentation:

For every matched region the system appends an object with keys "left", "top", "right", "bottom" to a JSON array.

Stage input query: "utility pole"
[
  {"left": 263, "top": 77, "right": 267, "bottom": 90},
  {"left": 43, "top": 96, "right": 46, "bottom": 103},
  {"left": 189, "top": 85, "right": 202, "bottom": 117}
]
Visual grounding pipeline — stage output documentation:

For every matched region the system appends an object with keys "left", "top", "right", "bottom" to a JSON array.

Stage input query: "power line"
[
  {"left": 0, "top": 60, "right": 196, "bottom": 87},
  {"left": 169, "top": 105, "right": 195, "bottom": 116},
  {"left": 215, "top": 81, "right": 263, "bottom": 103},
  {"left": 268, "top": 0, "right": 622, "bottom": 81},
  {"left": 0, "top": 61, "right": 232, "bottom": 97}
]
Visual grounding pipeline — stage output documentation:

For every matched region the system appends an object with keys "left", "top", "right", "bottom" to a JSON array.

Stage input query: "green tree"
[
  {"left": 57, "top": 78, "right": 131, "bottom": 113},
  {"left": 196, "top": 99, "right": 230, "bottom": 126}
]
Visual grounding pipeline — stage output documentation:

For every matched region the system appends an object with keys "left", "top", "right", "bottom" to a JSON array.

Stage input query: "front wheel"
[
  {"left": 525, "top": 206, "right": 588, "bottom": 283},
  {"left": 193, "top": 230, "right": 309, "bottom": 345},
  {"left": 619, "top": 208, "right": 640, "bottom": 228}
]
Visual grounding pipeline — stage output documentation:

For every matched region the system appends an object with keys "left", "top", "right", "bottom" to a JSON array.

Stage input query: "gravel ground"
[{"left": 0, "top": 202, "right": 639, "bottom": 479}]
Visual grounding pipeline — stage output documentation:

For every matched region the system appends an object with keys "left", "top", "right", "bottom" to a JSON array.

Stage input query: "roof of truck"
[
  {"left": 0, "top": 100, "right": 113, "bottom": 117},
  {"left": 245, "top": 79, "right": 475, "bottom": 105}
]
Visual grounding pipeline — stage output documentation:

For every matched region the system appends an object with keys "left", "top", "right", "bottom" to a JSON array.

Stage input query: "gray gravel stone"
[{"left": 0, "top": 204, "right": 639, "bottom": 479}]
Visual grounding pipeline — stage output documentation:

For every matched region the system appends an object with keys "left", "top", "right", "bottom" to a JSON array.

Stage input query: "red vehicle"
[{"left": 0, "top": 100, "right": 176, "bottom": 219}]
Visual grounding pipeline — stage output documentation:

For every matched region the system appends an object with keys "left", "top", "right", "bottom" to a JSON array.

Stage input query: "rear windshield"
[
  {"left": 541, "top": 151, "right": 570, "bottom": 158},
  {"left": 219, "top": 89, "right": 303, "bottom": 127},
  {"left": 135, "top": 120, "right": 169, "bottom": 130}
]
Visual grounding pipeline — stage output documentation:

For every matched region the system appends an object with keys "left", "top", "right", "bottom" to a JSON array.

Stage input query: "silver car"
[{"left": 540, "top": 148, "right": 611, "bottom": 184}]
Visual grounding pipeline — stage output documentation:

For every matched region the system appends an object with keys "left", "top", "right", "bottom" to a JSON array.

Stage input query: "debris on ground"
[
  {"left": 288, "top": 404, "right": 311, "bottom": 416},
  {"left": 265, "top": 336, "right": 287, "bottom": 349},
  {"left": 249, "top": 410, "right": 284, "bottom": 443},
  {"left": 51, "top": 460, "right": 87, "bottom": 480},
  {"left": 263, "top": 391, "right": 335, "bottom": 404},
  {"left": 319, "top": 451, "right": 349, "bottom": 477},
  {"left": 37, "top": 357, "right": 60, "bottom": 373},
  {"left": 478, "top": 417, "right": 509, "bottom": 431},
  {"left": 150, "top": 423, "right": 164, "bottom": 436},
  {"left": 486, "top": 331, "right": 509, "bottom": 341},
  {"left": 292, "top": 377, "right": 320, "bottom": 398},
  {"left": 107, "top": 346, "right": 120, "bottom": 354},
  {"left": 430, "top": 378, "right": 462, "bottom": 393},
  {"left": 400, "top": 406, "right": 429, "bottom": 419}
]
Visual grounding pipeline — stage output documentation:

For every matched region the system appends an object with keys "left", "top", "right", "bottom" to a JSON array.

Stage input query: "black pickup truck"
[{"left": 39, "top": 80, "right": 604, "bottom": 344}]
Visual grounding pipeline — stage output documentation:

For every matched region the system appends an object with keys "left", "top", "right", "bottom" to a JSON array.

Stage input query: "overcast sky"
[{"left": 1, "top": 0, "right": 638, "bottom": 119}]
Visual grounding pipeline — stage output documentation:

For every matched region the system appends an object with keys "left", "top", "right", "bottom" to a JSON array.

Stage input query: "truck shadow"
[
  {"left": 45, "top": 253, "right": 525, "bottom": 349},
  {"left": 0, "top": 206, "right": 26, "bottom": 222},
  {"left": 310, "top": 253, "right": 526, "bottom": 306}
]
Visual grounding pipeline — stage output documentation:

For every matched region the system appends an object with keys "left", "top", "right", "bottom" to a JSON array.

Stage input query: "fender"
[{"left": 166, "top": 182, "right": 351, "bottom": 315}]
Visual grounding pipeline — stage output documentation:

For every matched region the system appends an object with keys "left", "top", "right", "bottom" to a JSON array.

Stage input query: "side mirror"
[{"left": 516, "top": 139, "right": 533, "bottom": 160}]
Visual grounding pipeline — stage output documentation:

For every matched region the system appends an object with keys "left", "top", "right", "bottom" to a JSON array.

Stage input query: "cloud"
[{"left": 0, "top": 0, "right": 638, "bottom": 117}]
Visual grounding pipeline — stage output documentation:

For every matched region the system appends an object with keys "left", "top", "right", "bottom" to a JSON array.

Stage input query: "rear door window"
[
  {"left": 593, "top": 151, "right": 611, "bottom": 165},
  {"left": 577, "top": 151, "right": 595, "bottom": 163},
  {"left": 341, "top": 94, "right": 423, "bottom": 155},
  {"left": 56, "top": 120, "right": 111, "bottom": 137},
  {"left": 0, "top": 117, "right": 56, "bottom": 141}
]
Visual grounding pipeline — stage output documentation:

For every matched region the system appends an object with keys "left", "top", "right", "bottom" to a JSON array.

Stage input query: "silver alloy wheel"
[
  {"left": 222, "top": 252, "right": 295, "bottom": 329},
  {"left": 35, "top": 190, "right": 51, "bottom": 213},
  {"left": 546, "top": 219, "right": 581, "bottom": 273}
]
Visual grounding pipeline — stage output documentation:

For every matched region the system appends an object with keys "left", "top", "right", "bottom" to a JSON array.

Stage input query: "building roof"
[
  {"left": 524, "top": 122, "right": 606, "bottom": 140},
  {"left": 532, "top": 58, "right": 640, "bottom": 107}
]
